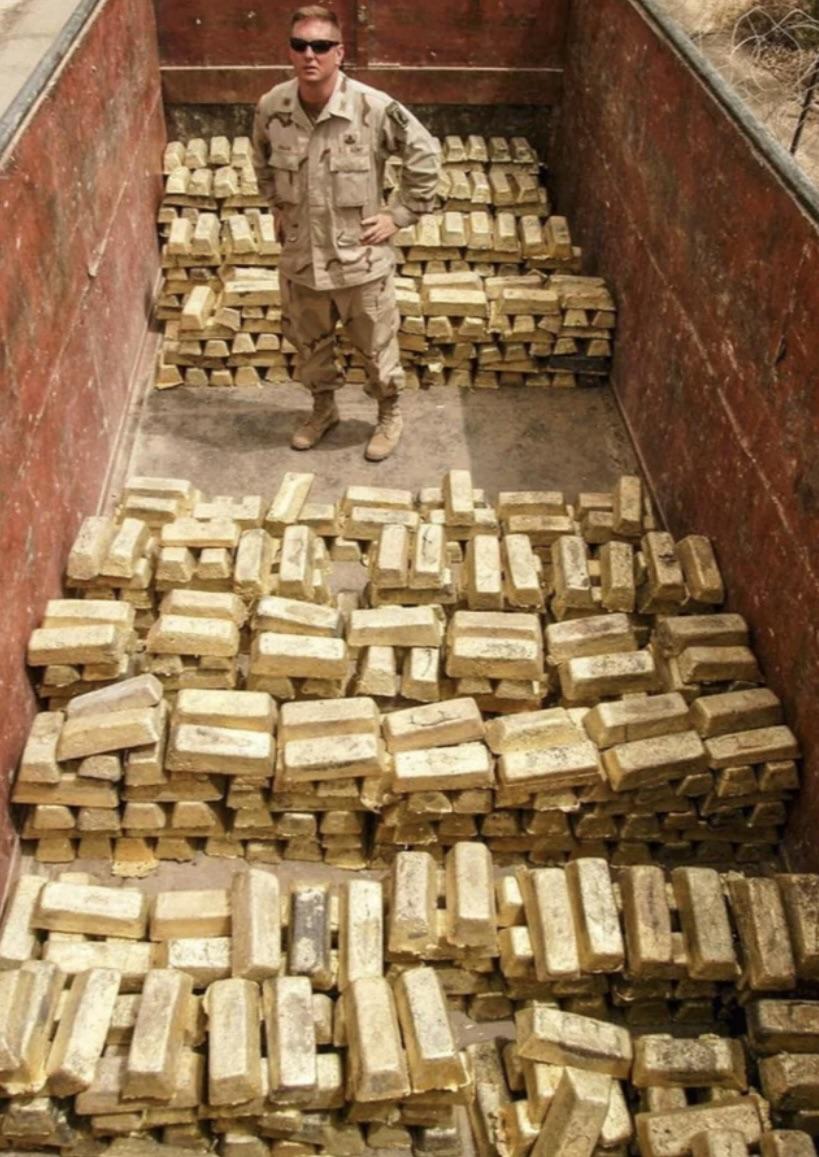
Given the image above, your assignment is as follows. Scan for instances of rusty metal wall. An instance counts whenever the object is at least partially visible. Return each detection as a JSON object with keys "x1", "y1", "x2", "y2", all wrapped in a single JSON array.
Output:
[
  {"x1": 153, "y1": 0, "x2": 566, "y2": 107},
  {"x1": 555, "y1": 0, "x2": 819, "y2": 868},
  {"x1": 0, "y1": 0, "x2": 165, "y2": 892}
]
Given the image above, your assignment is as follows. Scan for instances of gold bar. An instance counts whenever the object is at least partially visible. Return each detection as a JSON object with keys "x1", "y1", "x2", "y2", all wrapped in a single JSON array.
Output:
[
  {"x1": 395, "y1": 966, "x2": 468, "y2": 1093},
  {"x1": 46, "y1": 968, "x2": 120, "y2": 1094},
  {"x1": 125, "y1": 969, "x2": 194, "y2": 1098},
  {"x1": 231, "y1": 869, "x2": 281, "y2": 981},
  {"x1": 346, "y1": 976, "x2": 410, "y2": 1102},
  {"x1": 263, "y1": 976, "x2": 317, "y2": 1103},
  {"x1": 205, "y1": 978, "x2": 263, "y2": 1106}
]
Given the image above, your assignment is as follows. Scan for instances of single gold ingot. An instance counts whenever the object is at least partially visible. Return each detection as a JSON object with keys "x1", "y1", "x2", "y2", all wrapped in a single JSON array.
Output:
[
  {"x1": 339, "y1": 879, "x2": 383, "y2": 990},
  {"x1": 565, "y1": 858, "x2": 625, "y2": 972},
  {"x1": 727, "y1": 875, "x2": 796, "y2": 991},
  {"x1": 231, "y1": 869, "x2": 281, "y2": 981},
  {"x1": 672, "y1": 868, "x2": 738, "y2": 981},
  {"x1": 394, "y1": 742, "x2": 493, "y2": 794},
  {"x1": 150, "y1": 889, "x2": 231, "y2": 940},
  {"x1": 516, "y1": 1004, "x2": 632, "y2": 1078},
  {"x1": 288, "y1": 886, "x2": 333, "y2": 989},
  {"x1": 42, "y1": 940, "x2": 155, "y2": 991},
  {"x1": 620, "y1": 865, "x2": 674, "y2": 978},
  {"x1": 388, "y1": 851, "x2": 438, "y2": 957},
  {"x1": 445, "y1": 842, "x2": 497, "y2": 952},
  {"x1": 531, "y1": 1066, "x2": 612, "y2": 1157},
  {"x1": 778, "y1": 875, "x2": 819, "y2": 979},
  {"x1": 166, "y1": 724, "x2": 275, "y2": 777},
  {"x1": 263, "y1": 976, "x2": 317, "y2": 1103},
  {"x1": 205, "y1": 978, "x2": 263, "y2": 1106},
  {"x1": 46, "y1": 968, "x2": 121, "y2": 1095},
  {"x1": 635, "y1": 1097, "x2": 763, "y2": 1157},
  {"x1": 34, "y1": 881, "x2": 148, "y2": 939},
  {"x1": 383, "y1": 697, "x2": 484, "y2": 753},
  {"x1": 632, "y1": 1033, "x2": 747, "y2": 1090},
  {"x1": 395, "y1": 966, "x2": 468, "y2": 1093},
  {"x1": 174, "y1": 689, "x2": 276, "y2": 733},
  {"x1": 0, "y1": 876, "x2": 46, "y2": 967},
  {"x1": 163, "y1": 937, "x2": 232, "y2": 987},
  {"x1": 125, "y1": 968, "x2": 193, "y2": 1098},
  {"x1": 346, "y1": 976, "x2": 410, "y2": 1102},
  {"x1": 56, "y1": 706, "x2": 163, "y2": 761},
  {"x1": 517, "y1": 866, "x2": 580, "y2": 981}
]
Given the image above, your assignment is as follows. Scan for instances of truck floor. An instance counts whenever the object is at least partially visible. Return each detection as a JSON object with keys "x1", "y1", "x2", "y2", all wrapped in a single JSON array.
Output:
[{"x1": 122, "y1": 381, "x2": 641, "y2": 500}]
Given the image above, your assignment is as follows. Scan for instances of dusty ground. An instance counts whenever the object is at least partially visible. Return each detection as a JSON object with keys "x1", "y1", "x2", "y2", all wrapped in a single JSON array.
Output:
[
  {"x1": 654, "y1": 0, "x2": 819, "y2": 187},
  {"x1": 122, "y1": 380, "x2": 640, "y2": 505}
]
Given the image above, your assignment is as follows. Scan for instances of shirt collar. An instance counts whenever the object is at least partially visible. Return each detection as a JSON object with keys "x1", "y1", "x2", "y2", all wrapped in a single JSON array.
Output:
[{"x1": 294, "y1": 71, "x2": 354, "y2": 129}]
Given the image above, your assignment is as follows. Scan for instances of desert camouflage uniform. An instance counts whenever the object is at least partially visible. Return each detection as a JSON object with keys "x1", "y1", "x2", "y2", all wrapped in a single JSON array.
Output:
[{"x1": 252, "y1": 71, "x2": 440, "y2": 398}]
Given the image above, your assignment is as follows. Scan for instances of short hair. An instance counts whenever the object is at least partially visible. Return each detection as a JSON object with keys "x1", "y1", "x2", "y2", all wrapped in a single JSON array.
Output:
[{"x1": 290, "y1": 6, "x2": 341, "y2": 32}]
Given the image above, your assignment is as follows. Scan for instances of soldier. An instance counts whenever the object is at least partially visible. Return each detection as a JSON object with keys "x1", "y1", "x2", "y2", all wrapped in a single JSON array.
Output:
[{"x1": 252, "y1": 5, "x2": 440, "y2": 461}]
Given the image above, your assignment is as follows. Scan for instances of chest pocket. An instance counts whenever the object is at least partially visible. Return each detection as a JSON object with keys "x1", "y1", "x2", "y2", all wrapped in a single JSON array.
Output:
[
  {"x1": 269, "y1": 147, "x2": 301, "y2": 205},
  {"x1": 330, "y1": 150, "x2": 371, "y2": 208}
]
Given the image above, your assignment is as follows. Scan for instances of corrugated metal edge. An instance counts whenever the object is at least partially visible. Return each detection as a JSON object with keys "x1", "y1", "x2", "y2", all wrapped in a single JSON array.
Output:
[
  {"x1": 633, "y1": 0, "x2": 819, "y2": 223},
  {"x1": 0, "y1": 0, "x2": 104, "y2": 160}
]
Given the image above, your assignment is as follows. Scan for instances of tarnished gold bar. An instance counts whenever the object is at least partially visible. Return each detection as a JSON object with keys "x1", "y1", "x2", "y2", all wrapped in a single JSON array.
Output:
[
  {"x1": 150, "y1": 889, "x2": 231, "y2": 940},
  {"x1": 263, "y1": 976, "x2": 317, "y2": 1103},
  {"x1": 388, "y1": 851, "x2": 438, "y2": 957},
  {"x1": 445, "y1": 842, "x2": 497, "y2": 952},
  {"x1": 205, "y1": 978, "x2": 263, "y2": 1106},
  {"x1": 516, "y1": 1005, "x2": 632, "y2": 1077},
  {"x1": 565, "y1": 858, "x2": 624, "y2": 973},
  {"x1": 339, "y1": 879, "x2": 383, "y2": 990},
  {"x1": 0, "y1": 875, "x2": 46, "y2": 968},
  {"x1": 125, "y1": 968, "x2": 193, "y2": 1098},
  {"x1": 346, "y1": 976, "x2": 410, "y2": 1102},
  {"x1": 531, "y1": 1066, "x2": 612, "y2": 1157},
  {"x1": 517, "y1": 867, "x2": 579, "y2": 981},
  {"x1": 672, "y1": 868, "x2": 737, "y2": 981},
  {"x1": 46, "y1": 968, "x2": 121, "y2": 1095},
  {"x1": 395, "y1": 966, "x2": 468, "y2": 1093},
  {"x1": 231, "y1": 869, "x2": 281, "y2": 981},
  {"x1": 34, "y1": 882, "x2": 148, "y2": 940}
]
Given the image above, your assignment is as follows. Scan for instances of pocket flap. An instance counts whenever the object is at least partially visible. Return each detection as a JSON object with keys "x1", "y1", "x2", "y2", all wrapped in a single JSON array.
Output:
[
  {"x1": 270, "y1": 148, "x2": 300, "y2": 172},
  {"x1": 330, "y1": 151, "x2": 370, "y2": 173}
]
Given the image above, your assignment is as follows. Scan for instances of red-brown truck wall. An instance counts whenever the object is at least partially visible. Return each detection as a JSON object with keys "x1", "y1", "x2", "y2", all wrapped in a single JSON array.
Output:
[
  {"x1": 555, "y1": 0, "x2": 819, "y2": 868},
  {"x1": 153, "y1": 0, "x2": 566, "y2": 105},
  {"x1": 0, "y1": 0, "x2": 165, "y2": 892}
]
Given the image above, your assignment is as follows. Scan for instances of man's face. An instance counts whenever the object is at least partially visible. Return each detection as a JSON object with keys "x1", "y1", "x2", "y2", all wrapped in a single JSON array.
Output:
[{"x1": 289, "y1": 19, "x2": 344, "y2": 87}]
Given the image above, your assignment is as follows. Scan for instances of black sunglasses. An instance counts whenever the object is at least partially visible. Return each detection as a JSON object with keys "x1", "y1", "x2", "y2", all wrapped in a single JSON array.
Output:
[{"x1": 289, "y1": 37, "x2": 341, "y2": 54}]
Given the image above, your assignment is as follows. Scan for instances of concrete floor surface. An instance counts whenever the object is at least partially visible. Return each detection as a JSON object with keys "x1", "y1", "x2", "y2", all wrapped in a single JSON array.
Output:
[{"x1": 125, "y1": 381, "x2": 640, "y2": 501}]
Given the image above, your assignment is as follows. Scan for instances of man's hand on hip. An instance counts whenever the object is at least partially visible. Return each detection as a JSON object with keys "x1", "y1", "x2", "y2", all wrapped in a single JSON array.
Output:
[{"x1": 360, "y1": 212, "x2": 398, "y2": 245}]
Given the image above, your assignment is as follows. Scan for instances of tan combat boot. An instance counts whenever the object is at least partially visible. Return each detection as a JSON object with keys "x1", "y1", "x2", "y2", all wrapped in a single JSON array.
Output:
[
  {"x1": 365, "y1": 396, "x2": 404, "y2": 461},
  {"x1": 290, "y1": 393, "x2": 340, "y2": 450}
]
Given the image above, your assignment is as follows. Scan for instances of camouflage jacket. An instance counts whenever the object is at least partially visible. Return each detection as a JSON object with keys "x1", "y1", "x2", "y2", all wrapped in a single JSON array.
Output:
[{"x1": 252, "y1": 71, "x2": 440, "y2": 289}]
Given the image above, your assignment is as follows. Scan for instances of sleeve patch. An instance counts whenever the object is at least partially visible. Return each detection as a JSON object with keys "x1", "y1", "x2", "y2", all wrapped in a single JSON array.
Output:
[{"x1": 386, "y1": 101, "x2": 409, "y2": 128}]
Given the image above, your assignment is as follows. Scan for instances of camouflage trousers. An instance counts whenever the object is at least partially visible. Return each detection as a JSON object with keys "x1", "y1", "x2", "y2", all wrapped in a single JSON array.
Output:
[{"x1": 281, "y1": 274, "x2": 404, "y2": 400}]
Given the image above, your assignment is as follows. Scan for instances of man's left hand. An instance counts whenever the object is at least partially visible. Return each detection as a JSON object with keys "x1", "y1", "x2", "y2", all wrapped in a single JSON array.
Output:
[{"x1": 360, "y1": 213, "x2": 398, "y2": 245}]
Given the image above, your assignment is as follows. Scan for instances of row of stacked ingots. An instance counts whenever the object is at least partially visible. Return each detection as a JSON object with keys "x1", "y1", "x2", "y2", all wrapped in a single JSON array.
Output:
[
  {"x1": 0, "y1": 856, "x2": 818, "y2": 1154},
  {"x1": 155, "y1": 134, "x2": 615, "y2": 391},
  {"x1": 14, "y1": 469, "x2": 800, "y2": 871}
]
